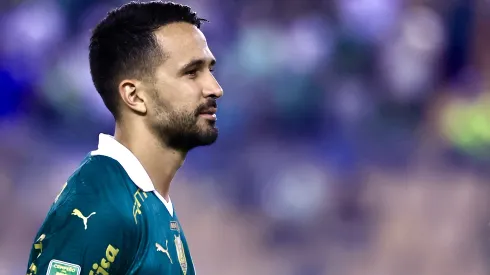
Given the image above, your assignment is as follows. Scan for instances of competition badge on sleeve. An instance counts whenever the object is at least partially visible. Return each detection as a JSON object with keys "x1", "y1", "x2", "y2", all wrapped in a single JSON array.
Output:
[{"x1": 46, "y1": 260, "x2": 81, "y2": 275}]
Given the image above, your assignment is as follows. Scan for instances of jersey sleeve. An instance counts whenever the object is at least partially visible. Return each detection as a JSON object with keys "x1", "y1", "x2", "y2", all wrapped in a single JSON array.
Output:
[{"x1": 26, "y1": 157, "x2": 139, "y2": 275}]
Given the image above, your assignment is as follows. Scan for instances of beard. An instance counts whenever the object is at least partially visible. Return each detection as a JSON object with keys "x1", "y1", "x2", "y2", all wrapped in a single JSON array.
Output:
[{"x1": 148, "y1": 98, "x2": 219, "y2": 152}]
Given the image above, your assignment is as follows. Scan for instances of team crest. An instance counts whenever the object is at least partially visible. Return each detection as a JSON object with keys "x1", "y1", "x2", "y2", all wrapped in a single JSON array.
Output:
[
  {"x1": 174, "y1": 235, "x2": 187, "y2": 275},
  {"x1": 170, "y1": 221, "x2": 180, "y2": 232}
]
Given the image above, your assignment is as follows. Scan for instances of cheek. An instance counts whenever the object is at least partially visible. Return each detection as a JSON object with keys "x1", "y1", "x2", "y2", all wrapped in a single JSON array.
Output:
[
  {"x1": 153, "y1": 78, "x2": 201, "y2": 112},
  {"x1": 179, "y1": 104, "x2": 200, "y2": 117},
  {"x1": 176, "y1": 78, "x2": 203, "y2": 99},
  {"x1": 148, "y1": 94, "x2": 167, "y2": 114},
  {"x1": 169, "y1": 91, "x2": 201, "y2": 113},
  {"x1": 145, "y1": 94, "x2": 169, "y2": 125}
]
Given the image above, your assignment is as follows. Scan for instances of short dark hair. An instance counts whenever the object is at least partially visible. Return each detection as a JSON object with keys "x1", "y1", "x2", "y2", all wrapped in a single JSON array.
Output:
[{"x1": 89, "y1": 1, "x2": 207, "y2": 119}]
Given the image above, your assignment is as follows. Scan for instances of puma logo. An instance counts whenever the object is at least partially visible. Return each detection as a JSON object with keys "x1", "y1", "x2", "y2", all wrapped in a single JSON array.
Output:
[
  {"x1": 71, "y1": 209, "x2": 96, "y2": 230},
  {"x1": 156, "y1": 241, "x2": 172, "y2": 264}
]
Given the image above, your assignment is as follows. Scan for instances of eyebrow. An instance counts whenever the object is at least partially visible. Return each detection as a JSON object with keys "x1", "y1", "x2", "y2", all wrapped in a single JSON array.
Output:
[{"x1": 178, "y1": 58, "x2": 216, "y2": 74}]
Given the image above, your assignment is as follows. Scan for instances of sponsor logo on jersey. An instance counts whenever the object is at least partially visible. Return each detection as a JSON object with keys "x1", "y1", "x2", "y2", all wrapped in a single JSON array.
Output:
[
  {"x1": 71, "y1": 209, "x2": 96, "y2": 230},
  {"x1": 89, "y1": 244, "x2": 119, "y2": 275},
  {"x1": 27, "y1": 262, "x2": 37, "y2": 275},
  {"x1": 27, "y1": 234, "x2": 47, "y2": 274},
  {"x1": 174, "y1": 235, "x2": 188, "y2": 275},
  {"x1": 132, "y1": 189, "x2": 148, "y2": 224},
  {"x1": 34, "y1": 234, "x2": 45, "y2": 258},
  {"x1": 156, "y1": 241, "x2": 172, "y2": 263},
  {"x1": 46, "y1": 259, "x2": 81, "y2": 275}
]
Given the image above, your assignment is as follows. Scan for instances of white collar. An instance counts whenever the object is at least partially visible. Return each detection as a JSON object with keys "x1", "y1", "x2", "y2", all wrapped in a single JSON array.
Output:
[{"x1": 91, "y1": 133, "x2": 173, "y2": 216}]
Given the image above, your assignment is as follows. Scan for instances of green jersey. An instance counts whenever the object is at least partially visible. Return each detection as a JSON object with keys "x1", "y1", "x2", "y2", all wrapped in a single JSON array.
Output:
[{"x1": 26, "y1": 134, "x2": 195, "y2": 275}]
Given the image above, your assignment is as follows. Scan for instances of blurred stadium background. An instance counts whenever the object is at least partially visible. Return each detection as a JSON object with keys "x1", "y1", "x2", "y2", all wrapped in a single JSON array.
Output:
[{"x1": 1, "y1": 0, "x2": 490, "y2": 274}]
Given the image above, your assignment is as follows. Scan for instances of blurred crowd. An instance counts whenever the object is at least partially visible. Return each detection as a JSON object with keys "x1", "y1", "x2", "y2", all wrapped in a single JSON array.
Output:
[{"x1": 1, "y1": 0, "x2": 490, "y2": 274}]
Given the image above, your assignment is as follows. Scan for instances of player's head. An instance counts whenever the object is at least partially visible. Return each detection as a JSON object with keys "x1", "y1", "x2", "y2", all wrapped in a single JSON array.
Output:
[{"x1": 89, "y1": 1, "x2": 223, "y2": 151}]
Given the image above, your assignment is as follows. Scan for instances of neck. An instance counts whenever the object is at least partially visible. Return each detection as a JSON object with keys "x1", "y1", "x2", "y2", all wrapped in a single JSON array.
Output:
[{"x1": 114, "y1": 122, "x2": 186, "y2": 202}]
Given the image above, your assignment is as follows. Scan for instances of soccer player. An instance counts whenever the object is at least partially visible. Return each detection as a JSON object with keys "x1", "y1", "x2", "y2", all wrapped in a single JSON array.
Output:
[{"x1": 25, "y1": 1, "x2": 222, "y2": 274}]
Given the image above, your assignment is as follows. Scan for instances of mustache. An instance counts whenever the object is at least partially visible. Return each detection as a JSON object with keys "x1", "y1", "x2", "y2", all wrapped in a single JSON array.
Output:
[{"x1": 195, "y1": 99, "x2": 217, "y2": 115}]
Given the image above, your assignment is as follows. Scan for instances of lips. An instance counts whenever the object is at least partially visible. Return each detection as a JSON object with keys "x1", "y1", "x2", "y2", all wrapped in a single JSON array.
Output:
[
  {"x1": 199, "y1": 107, "x2": 217, "y2": 115},
  {"x1": 198, "y1": 100, "x2": 217, "y2": 115},
  {"x1": 198, "y1": 103, "x2": 218, "y2": 121},
  {"x1": 197, "y1": 100, "x2": 218, "y2": 122}
]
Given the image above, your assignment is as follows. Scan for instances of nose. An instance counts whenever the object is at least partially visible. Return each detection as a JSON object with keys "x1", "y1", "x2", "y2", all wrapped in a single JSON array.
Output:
[{"x1": 203, "y1": 74, "x2": 223, "y2": 99}]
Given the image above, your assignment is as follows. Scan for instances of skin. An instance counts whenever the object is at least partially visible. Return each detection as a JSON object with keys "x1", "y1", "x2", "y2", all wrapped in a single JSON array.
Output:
[{"x1": 113, "y1": 22, "x2": 223, "y2": 201}]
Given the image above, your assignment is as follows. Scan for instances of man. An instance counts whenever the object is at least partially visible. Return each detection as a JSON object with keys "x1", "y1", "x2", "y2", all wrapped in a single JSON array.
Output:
[{"x1": 25, "y1": 1, "x2": 223, "y2": 274}]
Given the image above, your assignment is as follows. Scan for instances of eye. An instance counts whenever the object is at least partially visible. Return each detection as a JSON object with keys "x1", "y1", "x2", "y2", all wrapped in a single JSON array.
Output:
[
  {"x1": 186, "y1": 69, "x2": 198, "y2": 78},
  {"x1": 209, "y1": 67, "x2": 215, "y2": 74}
]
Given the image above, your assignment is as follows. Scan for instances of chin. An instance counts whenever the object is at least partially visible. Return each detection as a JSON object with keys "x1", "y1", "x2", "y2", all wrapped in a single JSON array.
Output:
[
  {"x1": 194, "y1": 125, "x2": 218, "y2": 145},
  {"x1": 198, "y1": 120, "x2": 218, "y2": 133},
  {"x1": 199, "y1": 130, "x2": 218, "y2": 146}
]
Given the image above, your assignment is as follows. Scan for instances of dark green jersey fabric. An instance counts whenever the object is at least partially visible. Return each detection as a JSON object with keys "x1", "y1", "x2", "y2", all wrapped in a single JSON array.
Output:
[{"x1": 26, "y1": 155, "x2": 195, "y2": 275}]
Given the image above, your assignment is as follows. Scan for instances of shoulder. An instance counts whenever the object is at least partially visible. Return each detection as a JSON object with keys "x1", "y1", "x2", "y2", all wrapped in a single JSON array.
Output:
[
  {"x1": 65, "y1": 155, "x2": 134, "y2": 199},
  {"x1": 49, "y1": 155, "x2": 137, "y2": 230},
  {"x1": 73, "y1": 155, "x2": 128, "y2": 187},
  {"x1": 27, "y1": 155, "x2": 141, "y2": 274}
]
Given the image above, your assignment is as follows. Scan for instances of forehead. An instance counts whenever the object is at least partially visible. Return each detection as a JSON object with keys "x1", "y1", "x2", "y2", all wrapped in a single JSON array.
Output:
[{"x1": 154, "y1": 22, "x2": 214, "y2": 67}]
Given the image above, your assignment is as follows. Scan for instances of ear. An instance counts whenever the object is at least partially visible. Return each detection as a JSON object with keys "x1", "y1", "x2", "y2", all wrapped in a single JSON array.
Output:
[{"x1": 118, "y1": 79, "x2": 147, "y2": 114}]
